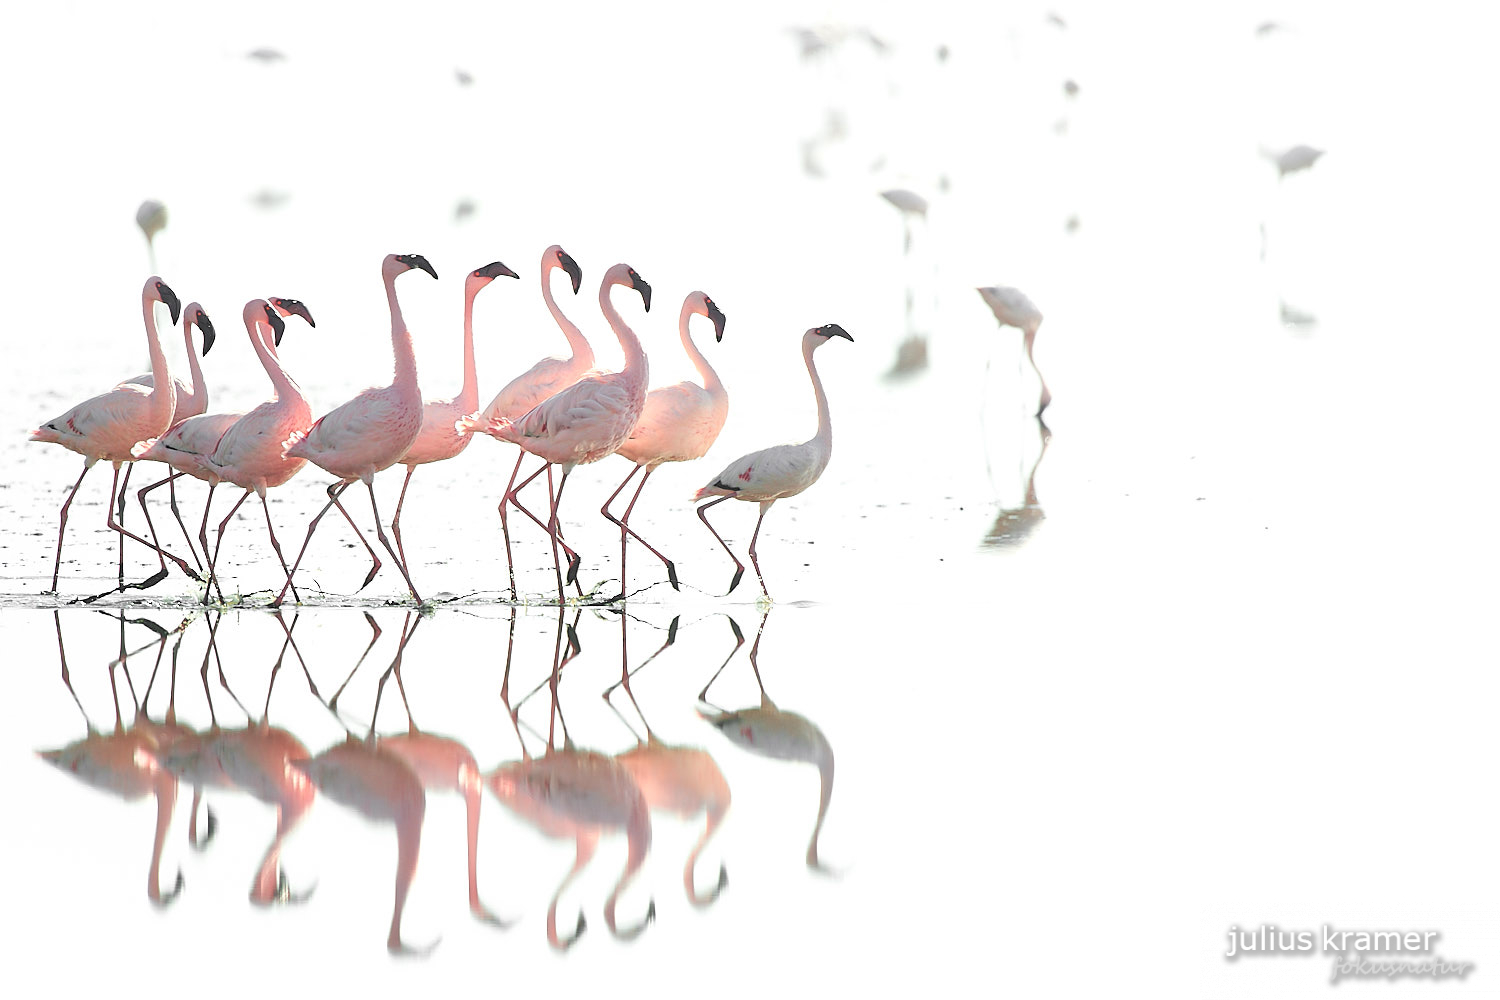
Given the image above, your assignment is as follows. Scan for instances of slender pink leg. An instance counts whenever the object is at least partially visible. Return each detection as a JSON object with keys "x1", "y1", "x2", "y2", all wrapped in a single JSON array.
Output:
[
  {"x1": 207, "y1": 489, "x2": 251, "y2": 604},
  {"x1": 497, "y1": 451, "x2": 526, "y2": 597},
  {"x1": 328, "y1": 612, "x2": 383, "y2": 711},
  {"x1": 391, "y1": 465, "x2": 416, "y2": 572},
  {"x1": 366, "y1": 479, "x2": 422, "y2": 603},
  {"x1": 328, "y1": 482, "x2": 383, "y2": 590},
  {"x1": 197, "y1": 481, "x2": 218, "y2": 571},
  {"x1": 508, "y1": 460, "x2": 582, "y2": 583},
  {"x1": 600, "y1": 464, "x2": 641, "y2": 596},
  {"x1": 139, "y1": 472, "x2": 202, "y2": 571},
  {"x1": 102, "y1": 462, "x2": 194, "y2": 594},
  {"x1": 277, "y1": 481, "x2": 379, "y2": 605},
  {"x1": 116, "y1": 462, "x2": 134, "y2": 587},
  {"x1": 47, "y1": 461, "x2": 93, "y2": 593},
  {"x1": 259, "y1": 493, "x2": 299, "y2": 604},
  {"x1": 544, "y1": 465, "x2": 567, "y2": 604},
  {"x1": 696, "y1": 496, "x2": 745, "y2": 595},
  {"x1": 616, "y1": 465, "x2": 677, "y2": 592},
  {"x1": 746, "y1": 500, "x2": 777, "y2": 599}
]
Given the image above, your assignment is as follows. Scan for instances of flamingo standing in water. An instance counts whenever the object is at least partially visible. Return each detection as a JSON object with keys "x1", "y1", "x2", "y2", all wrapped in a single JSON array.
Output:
[
  {"x1": 602, "y1": 291, "x2": 728, "y2": 596},
  {"x1": 694, "y1": 324, "x2": 853, "y2": 598},
  {"x1": 278, "y1": 253, "x2": 437, "y2": 604},
  {"x1": 120, "y1": 299, "x2": 215, "y2": 569},
  {"x1": 476, "y1": 263, "x2": 652, "y2": 602},
  {"x1": 459, "y1": 245, "x2": 590, "y2": 597},
  {"x1": 389, "y1": 261, "x2": 519, "y2": 574},
  {"x1": 30, "y1": 276, "x2": 197, "y2": 594},
  {"x1": 977, "y1": 285, "x2": 1049, "y2": 415},
  {"x1": 197, "y1": 299, "x2": 326, "y2": 602}
]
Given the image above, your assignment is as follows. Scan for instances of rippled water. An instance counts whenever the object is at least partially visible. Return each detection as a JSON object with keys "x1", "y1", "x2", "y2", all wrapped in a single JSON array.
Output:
[{"x1": 7, "y1": 3, "x2": 1500, "y2": 998}]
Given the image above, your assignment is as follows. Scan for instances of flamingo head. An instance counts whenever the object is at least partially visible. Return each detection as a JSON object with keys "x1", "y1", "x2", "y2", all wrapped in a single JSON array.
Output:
[
  {"x1": 269, "y1": 297, "x2": 316, "y2": 328},
  {"x1": 388, "y1": 253, "x2": 438, "y2": 281},
  {"x1": 185, "y1": 303, "x2": 216, "y2": 355},
  {"x1": 624, "y1": 266, "x2": 651, "y2": 312},
  {"x1": 147, "y1": 276, "x2": 182, "y2": 325},
  {"x1": 809, "y1": 323, "x2": 853, "y2": 345},
  {"x1": 690, "y1": 292, "x2": 727, "y2": 342},
  {"x1": 257, "y1": 300, "x2": 287, "y2": 347},
  {"x1": 549, "y1": 246, "x2": 583, "y2": 294},
  {"x1": 468, "y1": 260, "x2": 520, "y2": 296}
]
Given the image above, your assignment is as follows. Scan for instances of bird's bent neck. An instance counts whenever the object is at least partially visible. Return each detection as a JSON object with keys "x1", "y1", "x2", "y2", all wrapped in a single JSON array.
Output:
[
  {"x1": 142, "y1": 293, "x2": 174, "y2": 427},
  {"x1": 183, "y1": 322, "x2": 207, "y2": 411},
  {"x1": 386, "y1": 271, "x2": 419, "y2": 395},
  {"x1": 544, "y1": 261, "x2": 593, "y2": 369},
  {"x1": 803, "y1": 338, "x2": 832, "y2": 453},
  {"x1": 458, "y1": 284, "x2": 480, "y2": 412},
  {"x1": 250, "y1": 317, "x2": 301, "y2": 404},
  {"x1": 601, "y1": 277, "x2": 646, "y2": 386},
  {"x1": 679, "y1": 300, "x2": 723, "y2": 396}
]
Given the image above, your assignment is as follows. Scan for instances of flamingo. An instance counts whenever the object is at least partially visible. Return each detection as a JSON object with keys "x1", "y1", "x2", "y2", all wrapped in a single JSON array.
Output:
[
  {"x1": 1262, "y1": 143, "x2": 1324, "y2": 178},
  {"x1": 136, "y1": 199, "x2": 166, "y2": 272},
  {"x1": 278, "y1": 253, "x2": 437, "y2": 604},
  {"x1": 488, "y1": 634, "x2": 657, "y2": 951},
  {"x1": 459, "y1": 245, "x2": 590, "y2": 597},
  {"x1": 604, "y1": 614, "x2": 733, "y2": 906},
  {"x1": 477, "y1": 262, "x2": 652, "y2": 603},
  {"x1": 331, "y1": 613, "x2": 509, "y2": 926},
  {"x1": 121, "y1": 299, "x2": 217, "y2": 569},
  {"x1": 197, "y1": 299, "x2": 325, "y2": 603},
  {"x1": 290, "y1": 737, "x2": 436, "y2": 955},
  {"x1": 984, "y1": 417, "x2": 1051, "y2": 549},
  {"x1": 693, "y1": 324, "x2": 853, "y2": 598},
  {"x1": 38, "y1": 611, "x2": 185, "y2": 905},
  {"x1": 389, "y1": 261, "x2": 519, "y2": 574},
  {"x1": 698, "y1": 611, "x2": 836, "y2": 873},
  {"x1": 30, "y1": 276, "x2": 197, "y2": 594},
  {"x1": 977, "y1": 285, "x2": 1049, "y2": 415},
  {"x1": 602, "y1": 291, "x2": 728, "y2": 595}
]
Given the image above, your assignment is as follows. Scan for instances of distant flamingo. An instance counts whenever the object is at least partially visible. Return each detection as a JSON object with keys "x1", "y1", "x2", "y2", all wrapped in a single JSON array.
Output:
[
  {"x1": 698, "y1": 612, "x2": 836, "y2": 873},
  {"x1": 477, "y1": 262, "x2": 652, "y2": 602},
  {"x1": 291, "y1": 737, "x2": 436, "y2": 955},
  {"x1": 604, "y1": 614, "x2": 733, "y2": 906},
  {"x1": 977, "y1": 284, "x2": 1049, "y2": 415},
  {"x1": 125, "y1": 301, "x2": 216, "y2": 571},
  {"x1": 693, "y1": 324, "x2": 853, "y2": 597},
  {"x1": 30, "y1": 276, "x2": 196, "y2": 594},
  {"x1": 136, "y1": 200, "x2": 166, "y2": 272},
  {"x1": 199, "y1": 299, "x2": 324, "y2": 602},
  {"x1": 459, "y1": 245, "x2": 590, "y2": 597},
  {"x1": 278, "y1": 253, "x2": 437, "y2": 604},
  {"x1": 389, "y1": 261, "x2": 519, "y2": 573},
  {"x1": 38, "y1": 611, "x2": 184, "y2": 905},
  {"x1": 603, "y1": 291, "x2": 728, "y2": 595}
]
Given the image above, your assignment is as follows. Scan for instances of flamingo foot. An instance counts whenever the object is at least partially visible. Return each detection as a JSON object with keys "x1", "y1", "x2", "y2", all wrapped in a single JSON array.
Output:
[
  {"x1": 388, "y1": 934, "x2": 442, "y2": 958},
  {"x1": 665, "y1": 561, "x2": 679, "y2": 590},
  {"x1": 727, "y1": 567, "x2": 745, "y2": 594},
  {"x1": 565, "y1": 551, "x2": 581, "y2": 586},
  {"x1": 471, "y1": 904, "x2": 517, "y2": 930},
  {"x1": 276, "y1": 870, "x2": 317, "y2": 904},
  {"x1": 190, "y1": 806, "x2": 218, "y2": 850},
  {"x1": 151, "y1": 869, "x2": 186, "y2": 907}
]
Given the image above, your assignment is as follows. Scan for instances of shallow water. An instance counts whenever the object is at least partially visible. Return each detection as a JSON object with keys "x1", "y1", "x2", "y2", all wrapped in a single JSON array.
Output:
[{"x1": 7, "y1": 3, "x2": 1500, "y2": 998}]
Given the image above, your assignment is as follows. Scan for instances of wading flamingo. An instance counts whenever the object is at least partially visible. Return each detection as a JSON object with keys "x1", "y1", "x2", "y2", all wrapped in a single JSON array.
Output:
[
  {"x1": 39, "y1": 611, "x2": 185, "y2": 905},
  {"x1": 984, "y1": 417, "x2": 1051, "y2": 549},
  {"x1": 693, "y1": 324, "x2": 853, "y2": 598},
  {"x1": 476, "y1": 263, "x2": 652, "y2": 603},
  {"x1": 977, "y1": 285, "x2": 1049, "y2": 415},
  {"x1": 602, "y1": 291, "x2": 728, "y2": 596},
  {"x1": 698, "y1": 611, "x2": 836, "y2": 873},
  {"x1": 30, "y1": 276, "x2": 196, "y2": 594},
  {"x1": 199, "y1": 299, "x2": 324, "y2": 603},
  {"x1": 278, "y1": 253, "x2": 437, "y2": 604},
  {"x1": 604, "y1": 614, "x2": 733, "y2": 906},
  {"x1": 460, "y1": 245, "x2": 590, "y2": 597},
  {"x1": 389, "y1": 261, "x2": 519, "y2": 574},
  {"x1": 291, "y1": 737, "x2": 436, "y2": 955}
]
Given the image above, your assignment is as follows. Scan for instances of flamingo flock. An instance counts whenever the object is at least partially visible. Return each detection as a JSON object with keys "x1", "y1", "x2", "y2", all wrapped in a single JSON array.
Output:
[{"x1": 30, "y1": 250, "x2": 856, "y2": 605}]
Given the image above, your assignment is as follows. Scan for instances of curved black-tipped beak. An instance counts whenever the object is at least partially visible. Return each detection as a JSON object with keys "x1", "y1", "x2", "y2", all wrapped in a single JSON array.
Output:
[
  {"x1": 400, "y1": 254, "x2": 439, "y2": 280},
  {"x1": 158, "y1": 282, "x2": 182, "y2": 325},
  {"x1": 630, "y1": 273, "x2": 652, "y2": 312},
  {"x1": 816, "y1": 323, "x2": 853, "y2": 342},
  {"x1": 271, "y1": 297, "x2": 316, "y2": 328},
  {"x1": 475, "y1": 261, "x2": 520, "y2": 280},
  {"x1": 560, "y1": 252, "x2": 582, "y2": 294},
  {"x1": 707, "y1": 300, "x2": 726, "y2": 343},
  {"x1": 263, "y1": 305, "x2": 287, "y2": 347},
  {"x1": 197, "y1": 312, "x2": 217, "y2": 355}
]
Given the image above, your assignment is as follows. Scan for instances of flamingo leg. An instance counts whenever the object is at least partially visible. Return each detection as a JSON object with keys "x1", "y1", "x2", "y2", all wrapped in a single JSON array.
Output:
[
  {"x1": 497, "y1": 451, "x2": 526, "y2": 598},
  {"x1": 1025, "y1": 326, "x2": 1051, "y2": 415},
  {"x1": 139, "y1": 472, "x2": 202, "y2": 571},
  {"x1": 116, "y1": 462, "x2": 133, "y2": 588},
  {"x1": 695, "y1": 496, "x2": 745, "y2": 595},
  {"x1": 747, "y1": 500, "x2": 777, "y2": 599},
  {"x1": 206, "y1": 489, "x2": 251, "y2": 605},
  {"x1": 600, "y1": 463, "x2": 641, "y2": 597},
  {"x1": 327, "y1": 612, "x2": 383, "y2": 711},
  {"x1": 328, "y1": 482, "x2": 384, "y2": 591},
  {"x1": 364, "y1": 478, "x2": 422, "y2": 603},
  {"x1": 197, "y1": 481, "x2": 218, "y2": 574},
  {"x1": 544, "y1": 465, "x2": 567, "y2": 604},
  {"x1": 390, "y1": 465, "x2": 416, "y2": 574},
  {"x1": 508, "y1": 459, "x2": 582, "y2": 586},
  {"x1": 259, "y1": 492, "x2": 299, "y2": 604},
  {"x1": 101, "y1": 462, "x2": 196, "y2": 595},
  {"x1": 277, "y1": 481, "x2": 377, "y2": 605},
  {"x1": 616, "y1": 465, "x2": 677, "y2": 592},
  {"x1": 47, "y1": 461, "x2": 94, "y2": 593},
  {"x1": 547, "y1": 833, "x2": 598, "y2": 952}
]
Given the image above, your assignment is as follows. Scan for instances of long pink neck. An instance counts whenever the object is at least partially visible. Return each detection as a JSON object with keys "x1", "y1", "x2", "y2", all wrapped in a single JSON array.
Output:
[
  {"x1": 600, "y1": 276, "x2": 647, "y2": 387},
  {"x1": 250, "y1": 316, "x2": 302, "y2": 405},
  {"x1": 806, "y1": 734, "x2": 835, "y2": 870},
  {"x1": 142, "y1": 292, "x2": 174, "y2": 427},
  {"x1": 183, "y1": 323, "x2": 207, "y2": 409},
  {"x1": 458, "y1": 283, "x2": 480, "y2": 412},
  {"x1": 603, "y1": 799, "x2": 653, "y2": 937},
  {"x1": 803, "y1": 337, "x2": 832, "y2": 453},
  {"x1": 543, "y1": 260, "x2": 592, "y2": 368},
  {"x1": 679, "y1": 300, "x2": 723, "y2": 395},
  {"x1": 386, "y1": 271, "x2": 418, "y2": 394}
]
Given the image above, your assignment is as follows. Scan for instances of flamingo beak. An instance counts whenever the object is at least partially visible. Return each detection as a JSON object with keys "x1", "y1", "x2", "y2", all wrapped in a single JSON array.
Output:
[
  {"x1": 158, "y1": 282, "x2": 182, "y2": 325},
  {"x1": 198, "y1": 313, "x2": 217, "y2": 355},
  {"x1": 263, "y1": 305, "x2": 286, "y2": 347},
  {"x1": 560, "y1": 253, "x2": 582, "y2": 294},
  {"x1": 707, "y1": 300, "x2": 726, "y2": 342},
  {"x1": 272, "y1": 297, "x2": 316, "y2": 328},
  {"x1": 400, "y1": 254, "x2": 439, "y2": 280},
  {"x1": 816, "y1": 323, "x2": 853, "y2": 342},
  {"x1": 475, "y1": 261, "x2": 519, "y2": 281},
  {"x1": 630, "y1": 273, "x2": 652, "y2": 312}
]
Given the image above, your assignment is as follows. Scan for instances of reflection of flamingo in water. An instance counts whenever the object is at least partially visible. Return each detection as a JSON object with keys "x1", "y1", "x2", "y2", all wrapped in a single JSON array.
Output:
[
  {"x1": 200, "y1": 616, "x2": 318, "y2": 905},
  {"x1": 327, "y1": 613, "x2": 509, "y2": 927},
  {"x1": 977, "y1": 284, "x2": 1049, "y2": 416},
  {"x1": 698, "y1": 611, "x2": 837, "y2": 873},
  {"x1": 37, "y1": 611, "x2": 184, "y2": 905},
  {"x1": 984, "y1": 416, "x2": 1051, "y2": 549},
  {"x1": 486, "y1": 614, "x2": 656, "y2": 950},
  {"x1": 604, "y1": 614, "x2": 734, "y2": 906}
]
